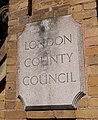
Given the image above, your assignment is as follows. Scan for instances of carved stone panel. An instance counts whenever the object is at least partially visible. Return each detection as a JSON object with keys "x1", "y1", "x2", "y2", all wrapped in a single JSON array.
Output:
[{"x1": 18, "y1": 15, "x2": 85, "y2": 111}]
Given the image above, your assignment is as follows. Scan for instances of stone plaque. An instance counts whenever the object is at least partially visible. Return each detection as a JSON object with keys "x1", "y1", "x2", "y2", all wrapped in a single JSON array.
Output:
[{"x1": 18, "y1": 15, "x2": 85, "y2": 111}]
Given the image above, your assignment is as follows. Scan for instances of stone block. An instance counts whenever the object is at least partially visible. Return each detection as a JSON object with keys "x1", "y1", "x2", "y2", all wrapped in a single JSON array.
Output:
[
  {"x1": 77, "y1": 97, "x2": 88, "y2": 108},
  {"x1": 5, "y1": 111, "x2": 26, "y2": 119},
  {"x1": 5, "y1": 101, "x2": 16, "y2": 109},
  {"x1": 83, "y1": 17, "x2": 97, "y2": 28},
  {"x1": 76, "y1": 110, "x2": 98, "y2": 118},
  {"x1": 8, "y1": 49, "x2": 17, "y2": 57},
  {"x1": 5, "y1": 90, "x2": 16, "y2": 100},
  {"x1": 54, "y1": 6, "x2": 68, "y2": 16},
  {"x1": 32, "y1": 2, "x2": 41, "y2": 11},
  {"x1": 9, "y1": 0, "x2": 19, "y2": 4},
  {"x1": 6, "y1": 82, "x2": 16, "y2": 91},
  {"x1": 89, "y1": 98, "x2": 98, "y2": 107},
  {"x1": 40, "y1": 0, "x2": 54, "y2": 9},
  {"x1": 19, "y1": 1, "x2": 28, "y2": 9},
  {"x1": 54, "y1": 110, "x2": 75, "y2": 118},
  {"x1": 53, "y1": 0, "x2": 63, "y2": 5},
  {"x1": 27, "y1": 111, "x2": 53, "y2": 119},
  {"x1": 9, "y1": 2, "x2": 20, "y2": 12},
  {"x1": 19, "y1": 16, "x2": 29, "y2": 26},
  {"x1": 16, "y1": 101, "x2": 24, "y2": 110},
  {"x1": 0, "y1": 111, "x2": 4, "y2": 119},
  {"x1": 7, "y1": 34, "x2": 17, "y2": 41},
  {"x1": 88, "y1": 86, "x2": 98, "y2": 96},
  {"x1": 88, "y1": 56, "x2": 98, "y2": 65},
  {"x1": 7, "y1": 72, "x2": 16, "y2": 82},
  {"x1": 7, "y1": 57, "x2": 17, "y2": 65},
  {"x1": 0, "y1": 94, "x2": 5, "y2": 101},
  {"x1": 9, "y1": 9, "x2": 28, "y2": 20},
  {"x1": 83, "y1": 9, "x2": 97, "y2": 19},
  {"x1": 86, "y1": 47, "x2": 98, "y2": 56},
  {"x1": 7, "y1": 65, "x2": 16, "y2": 73},
  {"x1": 87, "y1": 66, "x2": 98, "y2": 75},
  {"x1": 0, "y1": 102, "x2": 5, "y2": 110},
  {"x1": 70, "y1": 0, "x2": 95, "y2": 5},
  {"x1": 8, "y1": 26, "x2": 18, "y2": 35},
  {"x1": 71, "y1": 4, "x2": 82, "y2": 13},
  {"x1": 7, "y1": 41, "x2": 17, "y2": 49},
  {"x1": 84, "y1": 2, "x2": 96, "y2": 9},
  {"x1": 85, "y1": 36, "x2": 98, "y2": 47},
  {"x1": 8, "y1": 19, "x2": 18, "y2": 27},
  {"x1": 62, "y1": 0, "x2": 69, "y2": 5},
  {"x1": 72, "y1": 11, "x2": 83, "y2": 22},
  {"x1": 88, "y1": 76, "x2": 98, "y2": 86},
  {"x1": 31, "y1": 10, "x2": 54, "y2": 22}
]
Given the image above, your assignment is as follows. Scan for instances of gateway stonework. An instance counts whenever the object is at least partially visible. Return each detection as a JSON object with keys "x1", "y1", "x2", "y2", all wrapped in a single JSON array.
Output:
[{"x1": 18, "y1": 15, "x2": 85, "y2": 110}]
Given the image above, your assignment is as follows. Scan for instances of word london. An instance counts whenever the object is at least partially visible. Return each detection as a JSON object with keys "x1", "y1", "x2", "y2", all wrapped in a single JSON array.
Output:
[{"x1": 25, "y1": 34, "x2": 72, "y2": 50}]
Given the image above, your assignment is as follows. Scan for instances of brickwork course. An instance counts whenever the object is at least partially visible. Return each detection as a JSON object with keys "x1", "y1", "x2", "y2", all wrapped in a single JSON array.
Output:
[{"x1": 0, "y1": 0, "x2": 98, "y2": 119}]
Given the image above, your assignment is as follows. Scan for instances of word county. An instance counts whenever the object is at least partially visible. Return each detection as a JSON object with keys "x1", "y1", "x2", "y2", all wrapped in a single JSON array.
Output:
[{"x1": 24, "y1": 53, "x2": 73, "y2": 67}]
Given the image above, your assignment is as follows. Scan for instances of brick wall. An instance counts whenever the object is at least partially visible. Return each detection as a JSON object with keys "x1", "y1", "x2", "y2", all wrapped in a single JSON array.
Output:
[{"x1": 1, "y1": 0, "x2": 98, "y2": 119}]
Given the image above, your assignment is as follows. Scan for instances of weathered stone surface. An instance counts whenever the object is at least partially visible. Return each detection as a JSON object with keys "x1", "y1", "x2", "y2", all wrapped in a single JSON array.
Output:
[{"x1": 18, "y1": 15, "x2": 85, "y2": 110}]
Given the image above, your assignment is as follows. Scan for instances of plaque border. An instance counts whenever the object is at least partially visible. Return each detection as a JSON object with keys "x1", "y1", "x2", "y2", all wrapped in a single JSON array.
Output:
[{"x1": 18, "y1": 15, "x2": 86, "y2": 111}]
